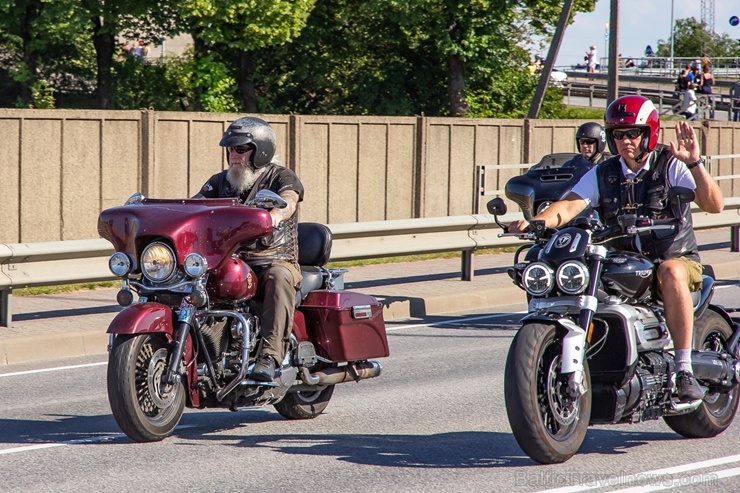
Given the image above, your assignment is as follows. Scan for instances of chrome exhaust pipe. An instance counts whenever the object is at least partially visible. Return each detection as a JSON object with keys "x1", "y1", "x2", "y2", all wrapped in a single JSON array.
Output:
[{"x1": 310, "y1": 360, "x2": 383, "y2": 385}]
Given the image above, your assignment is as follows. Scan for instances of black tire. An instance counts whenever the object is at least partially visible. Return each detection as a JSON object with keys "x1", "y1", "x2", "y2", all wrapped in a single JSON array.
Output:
[
  {"x1": 107, "y1": 334, "x2": 186, "y2": 442},
  {"x1": 274, "y1": 385, "x2": 335, "y2": 420},
  {"x1": 505, "y1": 323, "x2": 591, "y2": 464},
  {"x1": 664, "y1": 309, "x2": 739, "y2": 438}
]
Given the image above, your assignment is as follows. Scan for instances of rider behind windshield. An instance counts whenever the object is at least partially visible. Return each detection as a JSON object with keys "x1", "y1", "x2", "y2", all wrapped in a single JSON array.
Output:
[
  {"x1": 193, "y1": 116, "x2": 305, "y2": 383},
  {"x1": 574, "y1": 121, "x2": 611, "y2": 164},
  {"x1": 508, "y1": 95, "x2": 724, "y2": 402}
]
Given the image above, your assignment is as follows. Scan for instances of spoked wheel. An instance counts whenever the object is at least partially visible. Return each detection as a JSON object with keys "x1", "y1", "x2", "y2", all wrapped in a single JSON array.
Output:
[
  {"x1": 664, "y1": 309, "x2": 739, "y2": 438},
  {"x1": 274, "y1": 385, "x2": 335, "y2": 420},
  {"x1": 107, "y1": 334, "x2": 186, "y2": 442},
  {"x1": 505, "y1": 323, "x2": 591, "y2": 464}
]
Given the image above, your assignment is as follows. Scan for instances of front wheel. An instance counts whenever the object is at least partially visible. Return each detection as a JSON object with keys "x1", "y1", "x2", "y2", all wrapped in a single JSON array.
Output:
[
  {"x1": 107, "y1": 334, "x2": 186, "y2": 442},
  {"x1": 274, "y1": 385, "x2": 335, "y2": 420},
  {"x1": 664, "y1": 309, "x2": 739, "y2": 438},
  {"x1": 505, "y1": 323, "x2": 591, "y2": 464}
]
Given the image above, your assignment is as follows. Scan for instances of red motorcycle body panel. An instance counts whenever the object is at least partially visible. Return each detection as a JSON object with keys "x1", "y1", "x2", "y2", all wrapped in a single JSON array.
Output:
[
  {"x1": 207, "y1": 257, "x2": 257, "y2": 301},
  {"x1": 107, "y1": 302, "x2": 175, "y2": 335},
  {"x1": 98, "y1": 198, "x2": 273, "y2": 272},
  {"x1": 300, "y1": 291, "x2": 389, "y2": 361}
]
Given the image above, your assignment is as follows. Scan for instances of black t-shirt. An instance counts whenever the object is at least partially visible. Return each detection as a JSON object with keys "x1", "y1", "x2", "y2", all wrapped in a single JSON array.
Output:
[{"x1": 197, "y1": 165, "x2": 304, "y2": 204}]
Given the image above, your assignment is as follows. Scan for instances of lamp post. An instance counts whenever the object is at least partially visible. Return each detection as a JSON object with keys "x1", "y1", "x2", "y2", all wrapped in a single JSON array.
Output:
[
  {"x1": 604, "y1": 22, "x2": 609, "y2": 66},
  {"x1": 669, "y1": 0, "x2": 675, "y2": 68}
]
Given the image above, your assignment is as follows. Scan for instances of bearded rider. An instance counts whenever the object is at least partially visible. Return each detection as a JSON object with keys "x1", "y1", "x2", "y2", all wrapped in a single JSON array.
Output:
[
  {"x1": 508, "y1": 95, "x2": 724, "y2": 402},
  {"x1": 193, "y1": 116, "x2": 304, "y2": 382}
]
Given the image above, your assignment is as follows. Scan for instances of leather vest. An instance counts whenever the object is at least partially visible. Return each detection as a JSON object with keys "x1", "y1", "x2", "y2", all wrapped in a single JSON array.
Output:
[
  {"x1": 595, "y1": 145, "x2": 699, "y2": 263},
  {"x1": 240, "y1": 166, "x2": 300, "y2": 270}
]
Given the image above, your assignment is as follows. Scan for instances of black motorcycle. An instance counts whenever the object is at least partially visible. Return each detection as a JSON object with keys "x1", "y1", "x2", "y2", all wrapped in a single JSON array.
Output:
[{"x1": 488, "y1": 188, "x2": 740, "y2": 464}]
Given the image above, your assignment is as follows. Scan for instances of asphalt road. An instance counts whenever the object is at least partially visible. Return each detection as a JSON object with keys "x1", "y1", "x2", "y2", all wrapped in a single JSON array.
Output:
[{"x1": 2, "y1": 286, "x2": 740, "y2": 493}]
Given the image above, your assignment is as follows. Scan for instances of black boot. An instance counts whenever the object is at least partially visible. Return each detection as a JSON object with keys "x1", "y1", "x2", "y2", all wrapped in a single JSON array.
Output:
[{"x1": 251, "y1": 354, "x2": 276, "y2": 382}]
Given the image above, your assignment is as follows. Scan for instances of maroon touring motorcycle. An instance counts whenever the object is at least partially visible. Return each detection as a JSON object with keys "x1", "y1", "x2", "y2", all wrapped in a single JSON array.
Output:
[{"x1": 98, "y1": 191, "x2": 389, "y2": 442}]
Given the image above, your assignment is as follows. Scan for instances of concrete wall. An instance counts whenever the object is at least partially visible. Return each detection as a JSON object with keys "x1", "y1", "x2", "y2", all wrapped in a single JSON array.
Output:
[{"x1": 1, "y1": 108, "x2": 738, "y2": 243}]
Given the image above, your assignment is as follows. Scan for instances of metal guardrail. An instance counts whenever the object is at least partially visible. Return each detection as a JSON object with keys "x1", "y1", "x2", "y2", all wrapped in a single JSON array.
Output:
[{"x1": 2, "y1": 203, "x2": 740, "y2": 327}]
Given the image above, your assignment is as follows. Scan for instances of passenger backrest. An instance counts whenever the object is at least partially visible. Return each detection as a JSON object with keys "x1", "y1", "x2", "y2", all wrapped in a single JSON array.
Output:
[{"x1": 297, "y1": 222, "x2": 332, "y2": 267}]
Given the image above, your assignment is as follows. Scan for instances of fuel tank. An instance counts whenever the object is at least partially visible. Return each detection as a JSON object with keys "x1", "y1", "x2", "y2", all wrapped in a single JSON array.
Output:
[
  {"x1": 601, "y1": 253, "x2": 655, "y2": 300},
  {"x1": 206, "y1": 256, "x2": 257, "y2": 302}
]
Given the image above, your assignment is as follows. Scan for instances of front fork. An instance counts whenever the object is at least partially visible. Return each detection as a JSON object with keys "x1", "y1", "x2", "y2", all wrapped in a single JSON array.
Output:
[
  {"x1": 166, "y1": 298, "x2": 195, "y2": 385},
  {"x1": 562, "y1": 246, "x2": 606, "y2": 397}
]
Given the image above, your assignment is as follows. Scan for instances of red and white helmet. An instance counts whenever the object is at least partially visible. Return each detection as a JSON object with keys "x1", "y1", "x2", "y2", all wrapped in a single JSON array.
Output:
[{"x1": 604, "y1": 95, "x2": 660, "y2": 155}]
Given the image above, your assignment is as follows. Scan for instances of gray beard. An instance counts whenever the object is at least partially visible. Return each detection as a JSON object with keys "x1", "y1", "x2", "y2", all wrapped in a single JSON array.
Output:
[{"x1": 227, "y1": 165, "x2": 263, "y2": 194}]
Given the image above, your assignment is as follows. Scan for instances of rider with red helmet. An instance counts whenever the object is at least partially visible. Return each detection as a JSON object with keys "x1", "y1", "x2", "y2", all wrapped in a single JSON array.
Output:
[{"x1": 509, "y1": 95, "x2": 724, "y2": 401}]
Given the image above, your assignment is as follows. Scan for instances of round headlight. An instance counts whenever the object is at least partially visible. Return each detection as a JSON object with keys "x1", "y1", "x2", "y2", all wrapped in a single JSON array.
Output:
[
  {"x1": 522, "y1": 262, "x2": 554, "y2": 296},
  {"x1": 141, "y1": 242, "x2": 176, "y2": 282},
  {"x1": 184, "y1": 253, "x2": 208, "y2": 278},
  {"x1": 108, "y1": 252, "x2": 131, "y2": 277},
  {"x1": 556, "y1": 261, "x2": 590, "y2": 295}
]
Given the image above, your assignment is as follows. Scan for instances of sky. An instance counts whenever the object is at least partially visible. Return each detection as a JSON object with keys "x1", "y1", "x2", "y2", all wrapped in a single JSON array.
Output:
[{"x1": 552, "y1": 0, "x2": 740, "y2": 68}]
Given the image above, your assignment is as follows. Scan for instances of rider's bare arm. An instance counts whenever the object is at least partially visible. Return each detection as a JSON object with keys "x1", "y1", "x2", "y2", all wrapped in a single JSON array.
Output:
[
  {"x1": 690, "y1": 164, "x2": 724, "y2": 213},
  {"x1": 270, "y1": 189, "x2": 300, "y2": 227},
  {"x1": 508, "y1": 193, "x2": 588, "y2": 233}
]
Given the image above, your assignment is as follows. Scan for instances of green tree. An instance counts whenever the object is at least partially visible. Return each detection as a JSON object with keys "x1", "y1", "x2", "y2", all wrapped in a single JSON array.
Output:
[
  {"x1": 252, "y1": 0, "x2": 447, "y2": 115},
  {"x1": 656, "y1": 17, "x2": 740, "y2": 60},
  {"x1": 253, "y1": 0, "x2": 595, "y2": 117},
  {"x1": 74, "y1": 0, "x2": 181, "y2": 108},
  {"x1": 0, "y1": 0, "x2": 96, "y2": 108},
  {"x1": 178, "y1": 0, "x2": 315, "y2": 111}
]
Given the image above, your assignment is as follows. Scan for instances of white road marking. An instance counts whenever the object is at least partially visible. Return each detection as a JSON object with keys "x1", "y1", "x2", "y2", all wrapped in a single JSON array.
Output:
[
  {"x1": 533, "y1": 454, "x2": 740, "y2": 493},
  {"x1": 0, "y1": 425, "x2": 197, "y2": 456},
  {"x1": 0, "y1": 434, "x2": 124, "y2": 455},
  {"x1": 0, "y1": 361, "x2": 107, "y2": 378}
]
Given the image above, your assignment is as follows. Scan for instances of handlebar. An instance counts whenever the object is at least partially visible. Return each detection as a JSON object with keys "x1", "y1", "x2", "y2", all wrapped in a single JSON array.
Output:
[{"x1": 592, "y1": 215, "x2": 678, "y2": 244}]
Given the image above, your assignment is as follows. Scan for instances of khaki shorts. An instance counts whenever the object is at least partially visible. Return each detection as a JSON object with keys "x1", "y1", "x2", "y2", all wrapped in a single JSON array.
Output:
[{"x1": 675, "y1": 256, "x2": 704, "y2": 292}]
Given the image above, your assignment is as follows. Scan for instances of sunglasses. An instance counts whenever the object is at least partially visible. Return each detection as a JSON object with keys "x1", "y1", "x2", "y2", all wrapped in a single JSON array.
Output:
[
  {"x1": 612, "y1": 129, "x2": 642, "y2": 140},
  {"x1": 578, "y1": 138, "x2": 597, "y2": 146},
  {"x1": 229, "y1": 146, "x2": 253, "y2": 154}
]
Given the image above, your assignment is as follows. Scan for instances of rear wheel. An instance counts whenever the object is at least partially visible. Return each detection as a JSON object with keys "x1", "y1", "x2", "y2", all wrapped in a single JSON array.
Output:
[
  {"x1": 505, "y1": 323, "x2": 591, "y2": 464},
  {"x1": 664, "y1": 309, "x2": 739, "y2": 438},
  {"x1": 274, "y1": 385, "x2": 335, "y2": 420},
  {"x1": 107, "y1": 334, "x2": 186, "y2": 442}
]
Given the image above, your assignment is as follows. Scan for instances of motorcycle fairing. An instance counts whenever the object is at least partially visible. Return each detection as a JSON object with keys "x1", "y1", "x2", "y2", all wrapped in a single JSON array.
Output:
[{"x1": 98, "y1": 198, "x2": 273, "y2": 271}]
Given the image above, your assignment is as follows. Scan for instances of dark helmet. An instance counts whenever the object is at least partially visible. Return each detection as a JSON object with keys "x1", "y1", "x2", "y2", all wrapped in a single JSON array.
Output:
[
  {"x1": 604, "y1": 95, "x2": 660, "y2": 157},
  {"x1": 219, "y1": 116, "x2": 276, "y2": 168},
  {"x1": 575, "y1": 122, "x2": 606, "y2": 162}
]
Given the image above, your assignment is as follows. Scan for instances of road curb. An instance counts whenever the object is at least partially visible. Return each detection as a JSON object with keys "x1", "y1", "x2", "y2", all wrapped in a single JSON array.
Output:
[{"x1": 2, "y1": 260, "x2": 739, "y2": 367}]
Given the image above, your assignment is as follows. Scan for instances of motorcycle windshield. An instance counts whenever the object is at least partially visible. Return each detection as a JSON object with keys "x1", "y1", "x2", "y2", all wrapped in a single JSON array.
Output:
[
  {"x1": 540, "y1": 227, "x2": 590, "y2": 262},
  {"x1": 98, "y1": 198, "x2": 273, "y2": 269}
]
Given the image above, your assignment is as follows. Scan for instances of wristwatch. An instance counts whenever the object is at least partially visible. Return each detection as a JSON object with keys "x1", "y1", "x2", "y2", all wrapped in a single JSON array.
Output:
[{"x1": 687, "y1": 157, "x2": 705, "y2": 170}]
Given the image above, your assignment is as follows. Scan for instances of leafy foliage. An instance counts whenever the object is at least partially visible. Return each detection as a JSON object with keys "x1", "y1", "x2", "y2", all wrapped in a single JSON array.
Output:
[
  {"x1": 0, "y1": 0, "x2": 599, "y2": 117},
  {"x1": 656, "y1": 18, "x2": 740, "y2": 59}
]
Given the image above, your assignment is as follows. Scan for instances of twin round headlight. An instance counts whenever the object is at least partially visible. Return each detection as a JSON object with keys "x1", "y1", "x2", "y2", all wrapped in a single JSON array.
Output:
[
  {"x1": 108, "y1": 244, "x2": 208, "y2": 281},
  {"x1": 522, "y1": 260, "x2": 589, "y2": 296}
]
